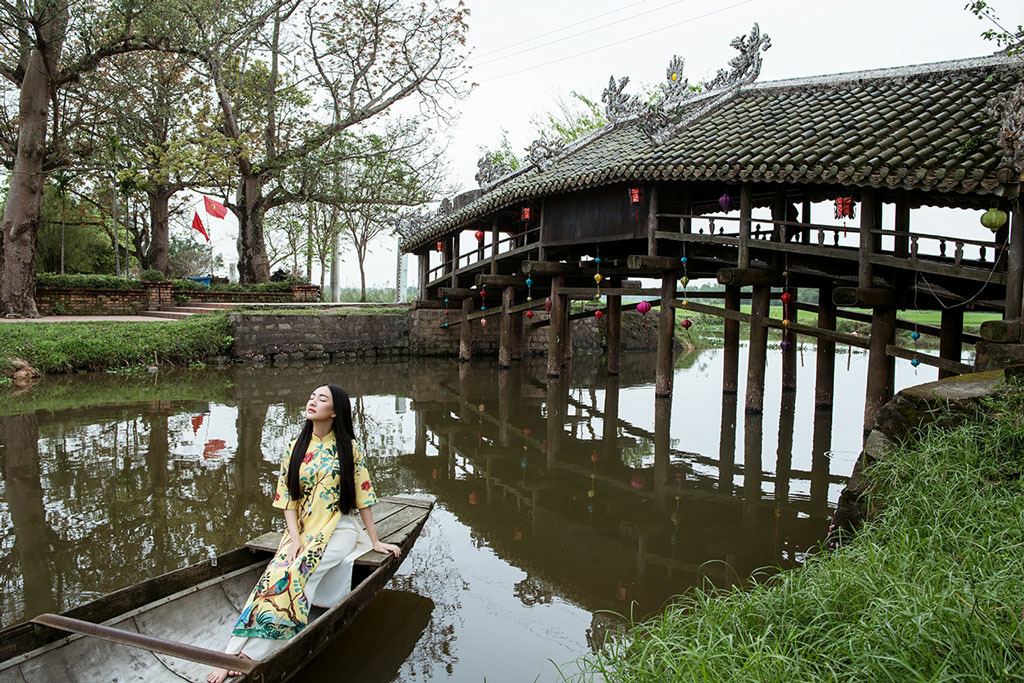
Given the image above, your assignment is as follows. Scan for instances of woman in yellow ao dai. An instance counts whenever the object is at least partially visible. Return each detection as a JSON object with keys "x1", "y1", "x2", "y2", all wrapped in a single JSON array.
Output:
[{"x1": 207, "y1": 384, "x2": 400, "y2": 683}]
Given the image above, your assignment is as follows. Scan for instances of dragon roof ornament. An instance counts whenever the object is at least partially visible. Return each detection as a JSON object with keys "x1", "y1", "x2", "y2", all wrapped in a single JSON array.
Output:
[
  {"x1": 602, "y1": 75, "x2": 642, "y2": 124},
  {"x1": 629, "y1": 23, "x2": 771, "y2": 145},
  {"x1": 525, "y1": 137, "x2": 567, "y2": 171},
  {"x1": 476, "y1": 154, "x2": 517, "y2": 190}
]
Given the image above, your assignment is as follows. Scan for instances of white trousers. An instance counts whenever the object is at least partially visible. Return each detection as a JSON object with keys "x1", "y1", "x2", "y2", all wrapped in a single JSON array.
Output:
[{"x1": 225, "y1": 513, "x2": 370, "y2": 660}]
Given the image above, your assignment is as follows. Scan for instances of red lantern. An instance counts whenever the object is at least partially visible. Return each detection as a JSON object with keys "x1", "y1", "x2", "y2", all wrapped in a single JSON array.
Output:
[
  {"x1": 526, "y1": 310, "x2": 534, "y2": 318},
  {"x1": 780, "y1": 292, "x2": 792, "y2": 304},
  {"x1": 521, "y1": 207, "x2": 531, "y2": 222},
  {"x1": 835, "y1": 197, "x2": 856, "y2": 219},
  {"x1": 436, "y1": 240, "x2": 443, "y2": 252},
  {"x1": 474, "y1": 229, "x2": 484, "y2": 242},
  {"x1": 595, "y1": 310, "x2": 603, "y2": 320},
  {"x1": 681, "y1": 318, "x2": 692, "y2": 329},
  {"x1": 629, "y1": 188, "x2": 641, "y2": 204}
]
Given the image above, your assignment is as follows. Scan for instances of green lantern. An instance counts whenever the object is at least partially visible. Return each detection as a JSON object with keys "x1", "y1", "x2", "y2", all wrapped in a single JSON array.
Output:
[{"x1": 980, "y1": 207, "x2": 1008, "y2": 232}]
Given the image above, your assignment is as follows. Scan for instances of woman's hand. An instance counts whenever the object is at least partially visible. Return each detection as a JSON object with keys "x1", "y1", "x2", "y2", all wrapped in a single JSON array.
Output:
[
  {"x1": 286, "y1": 538, "x2": 304, "y2": 564},
  {"x1": 373, "y1": 541, "x2": 401, "y2": 558}
]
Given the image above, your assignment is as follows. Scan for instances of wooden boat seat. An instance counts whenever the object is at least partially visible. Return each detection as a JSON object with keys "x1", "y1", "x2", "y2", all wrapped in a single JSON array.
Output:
[{"x1": 244, "y1": 495, "x2": 433, "y2": 568}]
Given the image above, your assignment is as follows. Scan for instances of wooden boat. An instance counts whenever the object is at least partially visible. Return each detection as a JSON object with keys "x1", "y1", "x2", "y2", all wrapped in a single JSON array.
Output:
[{"x1": 0, "y1": 495, "x2": 434, "y2": 683}]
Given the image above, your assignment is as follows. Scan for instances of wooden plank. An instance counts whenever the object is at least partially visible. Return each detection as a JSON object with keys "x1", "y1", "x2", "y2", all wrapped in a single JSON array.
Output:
[
  {"x1": 716, "y1": 267, "x2": 780, "y2": 286},
  {"x1": 626, "y1": 255, "x2": 682, "y2": 271},
  {"x1": 654, "y1": 230, "x2": 739, "y2": 246},
  {"x1": 871, "y1": 253, "x2": 1007, "y2": 285},
  {"x1": 885, "y1": 345, "x2": 973, "y2": 375},
  {"x1": 794, "y1": 301, "x2": 983, "y2": 343},
  {"x1": 560, "y1": 287, "x2": 661, "y2": 298},
  {"x1": 667, "y1": 299, "x2": 750, "y2": 324},
  {"x1": 764, "y1": 317, "x2": 870, "y2": 349}
]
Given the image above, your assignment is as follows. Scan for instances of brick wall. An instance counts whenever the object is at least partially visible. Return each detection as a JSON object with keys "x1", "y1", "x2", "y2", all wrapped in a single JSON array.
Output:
[
  {"x1": 36, "y1": 287, "x2": 149, "y2": 315},
  {"x1": 231, "y1": 309, "x2": 661, "y2": 361}
]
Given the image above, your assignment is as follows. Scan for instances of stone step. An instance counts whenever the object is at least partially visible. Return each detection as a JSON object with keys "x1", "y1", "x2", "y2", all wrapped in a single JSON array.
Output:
[
  {"x1": 159, "y1": 305, "x2": 227, "y2": 314},
  {"x1": 141, "y1": 310, "x2": 191, "y2": 320},
  {"x1": 175, "y1": 302, "x2": 239, "y2": 310}
]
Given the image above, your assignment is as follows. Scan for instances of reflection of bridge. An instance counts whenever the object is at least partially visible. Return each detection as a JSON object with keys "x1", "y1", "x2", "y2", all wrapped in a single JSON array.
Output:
[
  {"x1": 402, "y1": 45, "x2": 1023, "y2": 432},
  {"x1": 403, "y1": 363, "x2": 835, "y2": 615}
]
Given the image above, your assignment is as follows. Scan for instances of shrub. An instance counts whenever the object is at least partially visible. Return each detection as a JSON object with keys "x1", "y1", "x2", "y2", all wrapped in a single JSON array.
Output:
[
  {"x1": 140, "y1": 269, "x2": 167, "y2": 282},
  {"x1": 37, "y1": 273, "x2": 139, "y2": 290}
]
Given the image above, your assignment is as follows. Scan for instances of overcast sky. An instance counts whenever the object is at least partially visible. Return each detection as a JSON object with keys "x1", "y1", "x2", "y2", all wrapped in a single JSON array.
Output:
[{"x1": 200, "y1": 0, "x2": 1024, "y2": 289}]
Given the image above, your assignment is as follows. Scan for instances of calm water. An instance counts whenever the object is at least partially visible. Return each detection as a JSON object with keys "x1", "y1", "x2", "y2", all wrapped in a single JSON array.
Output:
[{"x1": 0, "y1": 347, "x2": 939, "y2": 680}]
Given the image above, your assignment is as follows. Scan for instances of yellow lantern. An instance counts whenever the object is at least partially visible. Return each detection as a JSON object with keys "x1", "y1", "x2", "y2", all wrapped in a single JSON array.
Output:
[{"x1": 594, "y1": 273, "x2": 603, "y2": 284}]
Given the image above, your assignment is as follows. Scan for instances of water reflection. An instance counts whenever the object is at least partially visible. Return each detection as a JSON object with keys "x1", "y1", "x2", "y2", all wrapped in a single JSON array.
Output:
[{"x1": 0, "y1": 350, "x2": 899, "y2": 680}]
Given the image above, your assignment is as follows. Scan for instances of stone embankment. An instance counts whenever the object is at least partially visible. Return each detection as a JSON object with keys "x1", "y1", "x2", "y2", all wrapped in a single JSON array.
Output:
[
  {"x1": 830, "y1": 368, "x2": 1007, "y2": 541},
  {"x1": 229, "y1": 308, "x2": 663, "y2": 361}
]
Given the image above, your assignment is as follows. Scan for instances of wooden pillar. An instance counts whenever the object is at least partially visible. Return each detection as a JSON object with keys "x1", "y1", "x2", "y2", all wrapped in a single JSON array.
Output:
[
  {"x1": 810, "y1": 405, "x2": 833, "y2": 515},
  {"x1": 498, "y1": 369, "x2": 511, "y2": 447},
  {"x1": 894, "y1": 194, "x2": 910, "y2": 258},
  {"x1": 744, "y1": 285, "x2": 771, "y2": 413},
  {"x1": 547, "y1": 274, "x2": 565, "y2": 377},
  {"x1": 723, "y1": 285, "x2": 740, "y2": 393},
  {"x1": 459, "y1": 296, "x2": 473, "y2": 362},
  {"x1": 417, "y1": 252, "x2": 429, "y2": 299},
  {"x1": 510, "y1": 309, "x2": 524, "y2": 361},
  {"x1": 646, "y1": 184, "x2": 660, "y2": 257},
  {"x1": 490, "y1": 217, "x2": 499, "y2": 275},
  {"x1": 742, "y1": 412, "x2": 763, "y2": 529},
  {"x1": 938, "y1": 307, "x2": 964, "y2": 379},
  {"x1": 815, "y1": 285, "x2": 836, "y2": 407},
  {"x1": 800, "y1": 199, "x2": 811, "y2": 244},
  {"x1": 603, "y1": 374, "x2": 620, "y2": 458},
  {"x1": 858, "y1": 188, "x2": 876, "y2": 288},
  {"x1": 499, "y1": 285, "x2": 514, "y2": 368},
  {"x1": 775, "y1": 388, "x2": 795, "y2": 503},
  {"x1": 561, "y1": 287, "x2": 572, "y2": 366},
  {"x1": 606, "y1": 294, "x2": 622, "y2": 375},
  {"x1": 655, "y1": 273, "x2": 676, "y2": 397},
  {"x1": 738, "y1": 182, "x2": 752, "y2": 268},
  {"x1": 449, "y1": 234, "x2": 459, "y2": 286},
  {"x1": 414, "y1": 409, "x2": 426, "y2": 456},
  {"x1": 718, "y1": 391, "x2": 738, "y2": 489},
  {"x1": 864, "y1": 306, "x2": 896, "y2": 432},
  {"x1": 1006, "y1": 198, "x2": 1024, "y2": 321},
  {"x1": 680, "y1": 186, "x2": 692, "y2": 234},
  {"x1": 781, "y1": 286, "x2": 797, "y2": 391},
  {"x1": 545, "y1": 375, "x2": 565, "y2": 470},
  {"x1": 654, "y1": 394, "x2": 671, "y2": 511}
]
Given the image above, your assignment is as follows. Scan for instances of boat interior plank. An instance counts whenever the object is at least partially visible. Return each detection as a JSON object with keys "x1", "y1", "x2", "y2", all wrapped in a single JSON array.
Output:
[
  {"x1": 17, "y1": 618, "x2": 176, "y2": 683},
  {"x1": 135, "y1": 586, "x2": 241, "y2": 683},
  {"x1": 219, "y1": 568, "x2": 264, "y2": 614}
]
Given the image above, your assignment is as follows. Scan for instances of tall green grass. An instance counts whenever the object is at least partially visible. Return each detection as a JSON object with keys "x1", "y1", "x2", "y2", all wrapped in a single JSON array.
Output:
[
  {"x1": 0, "y1": 314, "x2": 233, "y2": 374},
  {"x1": 566, "y1": 382, "x2": 1024, "y2": 682}
]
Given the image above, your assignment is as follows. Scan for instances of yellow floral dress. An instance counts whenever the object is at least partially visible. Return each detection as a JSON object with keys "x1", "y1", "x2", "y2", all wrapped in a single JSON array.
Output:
[{"x1": 231, "y1": 431, "x2": 377, "y2": 640}]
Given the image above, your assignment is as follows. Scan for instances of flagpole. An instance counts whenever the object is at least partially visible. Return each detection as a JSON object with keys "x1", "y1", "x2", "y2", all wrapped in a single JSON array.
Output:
[{"x1": 207, "y1": 201, "x2": 213, "y2": 279}]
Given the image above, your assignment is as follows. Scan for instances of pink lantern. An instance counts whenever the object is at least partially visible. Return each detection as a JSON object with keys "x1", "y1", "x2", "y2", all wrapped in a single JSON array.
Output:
[
  {"x1": 630, "y1": 474, "x2": 646, "y2": 489},
  {"x1": 636, "y1": 300, "x2": 652, "y2": 328},
  {"x1": 545, "y1": 297, "x2": 552, "y2": 314}
]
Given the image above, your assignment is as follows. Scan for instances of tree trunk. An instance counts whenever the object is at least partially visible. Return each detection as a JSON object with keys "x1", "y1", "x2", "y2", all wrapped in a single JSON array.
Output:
[
  {"x1": 235, "y1": 172, "x2": 271, "y2": 284},
  {"x1": 0, "y1": 49, "x2": 52, "y2": 317},
  {"x1": 145, "y1": 187, "x2": 173, "y2": 275},
  {"x1": 357, "y1": 249, "x2": 367, "y2": 302}
]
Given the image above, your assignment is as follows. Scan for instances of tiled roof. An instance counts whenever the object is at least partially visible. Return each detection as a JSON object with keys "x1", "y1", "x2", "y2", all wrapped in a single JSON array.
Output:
[{"x1": 405, "y1": 54, "x2": 1022, "y2": 252}]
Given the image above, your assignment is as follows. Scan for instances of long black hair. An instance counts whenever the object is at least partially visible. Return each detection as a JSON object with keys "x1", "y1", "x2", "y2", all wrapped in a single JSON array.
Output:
[{"x1": 287, "y1": 384, "x2": 357, "y2": 514}]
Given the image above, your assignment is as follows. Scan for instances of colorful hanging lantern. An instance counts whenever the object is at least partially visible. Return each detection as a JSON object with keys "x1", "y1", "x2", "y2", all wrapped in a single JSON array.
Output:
[
  {"x1": 681, "y1": 318, "x2": 692, "y2": 329},
  {"x1": 436, "y1": 240, "x2": 443, "y2": 252},
  {"x1": 718, "y1": 192, "x2": 732, "y2": 213},
  {"x1": 636, "y1": 300, "x2": 652, "y2": 327},
  {"x1": 474, "y1": 229, "x2": 484, "y2": 242},
  {"x1": 981, "y1": 207, "x2": 1008, "y2": 231},
  {"x1": 595, "y1": 310, "x2": 603, "y2": 320},
  {"x1": 590, "y1": 451, "x2": 598, "y2": 462},
  {"x1": 911, "y1": 358, "x2": 921, "y2": 367},
  {"x1": 480, "y1": 318, "x2": 487, "y2": 327},
  {"x1": 781, "y1": 340, "x2": 790, "y2": 351},
  {"x1": 526, "y1": 310, "x2": 534, "y2": 318},
  {"x1": 521, "y1": 207, "x2": 531, "y2": 222},
  {"x1": 545, "y1": 297, "x2": 552, "y2": 314},
  {"x1": 630, "y1": 473, "x2": 646, "y2": 489},
  {"x1": 594, "y1": 273, "x2": 603, "y2": 284},
  {"x1": 780, "y1": 292, "x2": 792, "y2": 304},
  {"x1": 629, "y1": 188, "x2": 641, "y2": 204},
  {"x1": 834, "y1": 197, "x2": 856, "y2": 219},
  {"x1": 911, "y1": 331, "x2": 921, "y2": 341}
]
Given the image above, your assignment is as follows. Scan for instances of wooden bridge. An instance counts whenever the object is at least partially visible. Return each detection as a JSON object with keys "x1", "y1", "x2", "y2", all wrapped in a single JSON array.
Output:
[{"x1": 399, "y1": 43, "x2": 1024, "y2": 432}]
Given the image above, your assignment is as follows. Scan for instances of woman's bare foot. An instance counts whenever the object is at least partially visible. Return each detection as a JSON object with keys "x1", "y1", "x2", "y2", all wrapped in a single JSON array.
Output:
[{"x1": 206, "y1": 654, "x2": 251, "y2": 682}]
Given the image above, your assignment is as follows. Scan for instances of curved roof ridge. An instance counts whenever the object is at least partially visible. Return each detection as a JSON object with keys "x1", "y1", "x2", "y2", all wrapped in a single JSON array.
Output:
[{"x1": 746, "y1": 53, "x2": 1021, "y2": 92}]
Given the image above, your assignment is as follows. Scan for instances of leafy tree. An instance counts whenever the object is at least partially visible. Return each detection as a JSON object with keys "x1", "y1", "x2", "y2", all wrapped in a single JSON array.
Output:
[
  {"x1": 36, "y1": 187, "x2": 114, "y2": 275},
  {"x1": 166, "y1": 232, "x2": 224, "y2": 279},
  {"x1": 186, "y1": 0, "x2": 470, "y2": 285}
]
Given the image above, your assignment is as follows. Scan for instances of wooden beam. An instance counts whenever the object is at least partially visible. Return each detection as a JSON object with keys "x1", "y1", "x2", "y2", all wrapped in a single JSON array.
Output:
[
  {"x1": 716, "y1": 267, "x2": 780, "y2": 287},
  {"x1": 980, "y1": 319, "x2": 1020, "y2": 343},
  {"x1": 626, "y1": 254, "x2": 682, "y2": 271},
  {"x1": 886, "y1": 345, "x2": 973, "y2": 375},
  {"x1": 560, "y1": 287, "x2": 661, "y2": 298},
  {"x1": 832, "y1": 287, "x2": 897, "y2": 308},
  {"x1": 521, "y1": 261, "x2": 577, "y2": 275},
  {"x1": 437, "y1": 286, "x2": 476, "y2": 299},
  {"x1": 667, "y1": 299, "x2": 749, "y2": 323},
  {"x1": 532, "y1": 299, "x2": 662, "y2": 328},
  {"x1": 794, "y1": 301, "x2": 983, "y2": 344},
  {"x1": 475, "y1": 274, "x2": 525, "y2": 287},
  {"x1": 763, "y1": 317, "x2": 869, "y2": 349}
]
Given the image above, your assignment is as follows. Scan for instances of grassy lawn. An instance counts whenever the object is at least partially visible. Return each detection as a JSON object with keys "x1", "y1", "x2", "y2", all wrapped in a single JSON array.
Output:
[
  {"x1": 0, "y1": 314, "x2": 233, "y2": 375},
  {"x1": 568, "y1": 379, "x2": 1024, "y2": 682}
]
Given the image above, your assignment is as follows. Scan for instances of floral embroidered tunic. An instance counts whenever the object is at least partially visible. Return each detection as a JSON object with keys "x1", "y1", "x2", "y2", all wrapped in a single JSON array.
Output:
[{"x1": 232, "y1": 431, "x2": 377, "y2": 640}]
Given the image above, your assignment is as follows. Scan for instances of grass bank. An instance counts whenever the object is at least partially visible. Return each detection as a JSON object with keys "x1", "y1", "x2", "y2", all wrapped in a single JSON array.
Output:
[
  {"x1": 568, "y1": 380, "x2": 1024, "y2": 681},
  {"x1": 0, "y1": 314, "x2": 233, "y2": 375}
]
